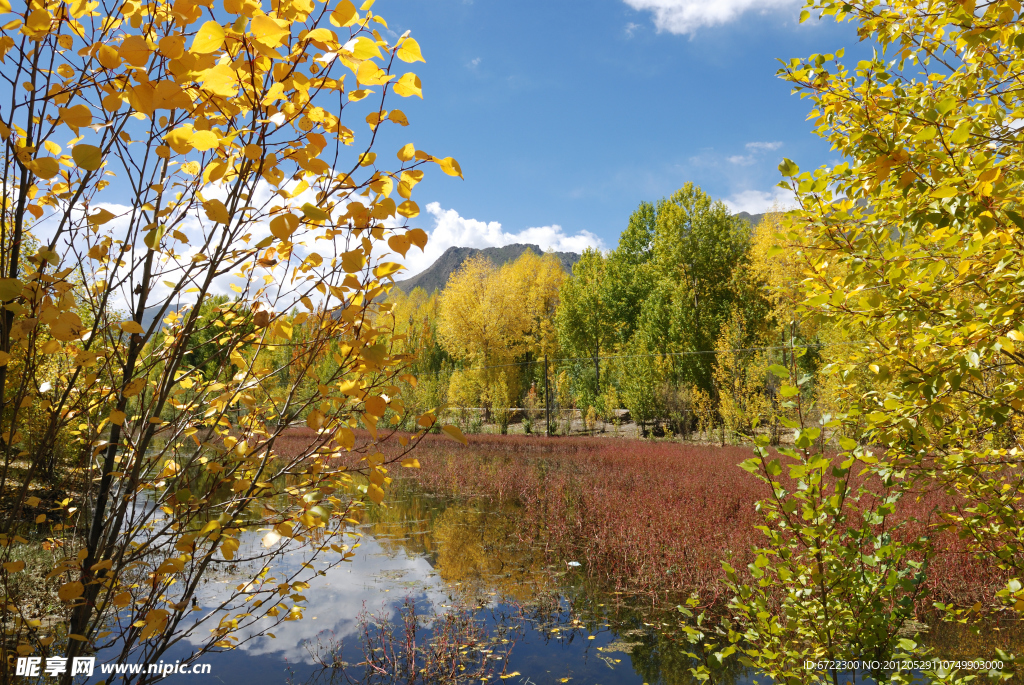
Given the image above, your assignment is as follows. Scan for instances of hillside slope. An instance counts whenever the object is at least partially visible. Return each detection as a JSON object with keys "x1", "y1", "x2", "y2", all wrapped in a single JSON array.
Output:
[{"x1": 394, "y1": 244, "x2": 581, "y2": 294}]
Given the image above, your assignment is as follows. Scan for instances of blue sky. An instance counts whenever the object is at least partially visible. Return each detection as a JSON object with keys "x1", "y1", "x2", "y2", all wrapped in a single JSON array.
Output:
[{"x1": 374, "y1": 0, "x2": 869, "y2": 274}]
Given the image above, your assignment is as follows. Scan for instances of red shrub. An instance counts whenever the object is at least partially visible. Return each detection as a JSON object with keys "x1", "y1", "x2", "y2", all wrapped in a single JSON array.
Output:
[{"x1": 276, "y1": 429, "x2": 1005, "y2": 608}]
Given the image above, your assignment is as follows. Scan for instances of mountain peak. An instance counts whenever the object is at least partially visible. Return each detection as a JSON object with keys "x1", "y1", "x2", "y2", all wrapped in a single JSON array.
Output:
[{"x1": 394, "y1": 243, "x2": 581, "y2": 294}]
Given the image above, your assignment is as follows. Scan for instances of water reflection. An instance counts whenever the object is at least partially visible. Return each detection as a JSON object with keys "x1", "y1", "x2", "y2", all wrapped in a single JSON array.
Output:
[{"x1": 88, "y1": 484, "x2": 1018, "y2": 685}]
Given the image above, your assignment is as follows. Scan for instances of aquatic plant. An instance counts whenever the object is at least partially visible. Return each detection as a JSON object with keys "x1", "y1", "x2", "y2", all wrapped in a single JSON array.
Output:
[
  {"x1": 276, "y1": 429, "x2": 1004, "y2": 610},
  {"x1": 382, "y1": 434, "x2": 1004, "y2": 609}
]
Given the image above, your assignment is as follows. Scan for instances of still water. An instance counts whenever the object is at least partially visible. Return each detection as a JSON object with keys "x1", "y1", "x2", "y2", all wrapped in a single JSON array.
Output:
[
  {"x1": 85, "y1": 486, "x2": 752, "y2": 685},
  {"x1": 85, "y1": 484, "x2": 1013, "y2": 684}
]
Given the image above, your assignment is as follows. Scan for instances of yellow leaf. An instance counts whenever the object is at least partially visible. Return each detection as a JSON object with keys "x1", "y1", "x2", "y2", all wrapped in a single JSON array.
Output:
[
  {"x1": 273, "y1": 318, "x2": 293, "y2": 340},
  {"x1": 24, "y1": 8, "x2": 51, "y2": 34},
  {"x1": 439, "y1": 157, "x2": 463, "y2": 178},
  {"x1": 3, "y1": 561, "x2": 25, "y2": 573},
  {"x1": 0, "y1": 278, "x2": 22, "y2": 300},
  {"x1": 220, "y1": 537, "x2": 239, "y2": 560},
  {"x1": 97, "y1": 44, "x2": 121, "y2": 69},
  {"x1": 441, "y1": 424, "x2": 467, "y2": 445},
  {"x1": 930, "y1": 186, "x2": 957, "y2": 199},
  {"x1": 270, "y1": 213, "x2": 299, "y2": 240},
  {"x1": 397, "y1": 200, "x2": 419, "y2": 218},
  {"x1": 389, "y1": 109, "x2": 409, "y2": 126},
  {"x1": 364, "y1": 395, "x2": 386, "y2": 417},
  {"x1": 392, "y1": 72, "x2": 422, "y2": 98},
  {"x1": 0, "y1": 352, "x2": 10, "y2": 367},
  {"x1": 139, "y1": 609, "x2": 169, "y2": 641},
  {"x1": 112, "y1": 591, "x2": 131, "y2": 608},
  {"x1": 58, "y1": 581, "x2": 84, "y2": 601},
  {"x1": 26, "y1": 496, "x2": 39, "y2": 507},
  {"x1": 401, "y1": 458, "x2": 420, "y2": 468},
  {"x1": 367, "y1": 483, "x2": 384, "y2": 504},
  {"x1": 159, "y1": 34, "x2": 185, "y2": 59},
  {"x1": 88, "y1": 208, "x2": 115, "y2": 226},
  {"x1": 197, "y1": 62, "x2": 239, "y2": 97},
  {"x1": 252, "y1": 15, "x2": 289, "y2": 47},
  {"x1": 59, "y1": 104, "x2": 92, "y2": 131},
  {"x1": 408, "y1": 228, "x2": 428, "y2": 250},
  {"x1": 120, "y1": 320, "x2": 145, "y2": 334},
  {"x1": 72, "y1": 144, "x2": 103, "y2": 171},
  {"x1": 357, "y1": 60, "x2": 391, "y2": 86},
  {"x1": 50, "y1": 312, "x2": 83, "y2": 341},
  {"x1": 341, "y1": 249, "x2": 365, "y2": 273},
  {"x1": 35, "y1": 514, "x2": 46, "y2": 523},
  {"x1": 374, "y1": 261, "x2": 404, "y2": 278},
  {"x1": 28, "y1": 157, "x2": 59, "y2": 179},
  {"x1": 191, "y1": 20, "x2": 225, "y2": 54},
  {"x1": 349, "y1": 36, "x2": 381, "y2": 60},
  {"x1": 189, "y1": 129, "x2": 219, "y2": 151},
  {"x1": 330, "y1": 0, "x2": 357, "y2": 26},
  {"x1": 165, "y1": 126, "x2": 195, "y2": 154},
  {"x1": 109, "y1": 410, "x2": 126, "y2": 426},
  {"x1": 397, "y1": 37, "x2": 424, "y2": 63},
  {"x1": 118, "y1": 34, "x2": 150, "y2": 67},
  {"x1": 388, "y1": 234, "x2": 411, "y2": 257},
  {"x1": 204, "y1": 199, "x2": 231, "y2": 224},
  {"x1": 123, "y1": 378, "x2": 146, "y2": 397}
]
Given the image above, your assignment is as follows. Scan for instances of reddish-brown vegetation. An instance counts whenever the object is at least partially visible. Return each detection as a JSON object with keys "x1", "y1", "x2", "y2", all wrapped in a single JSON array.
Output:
[{"x1": 276, "y1": 429, "x2": 1006, "y2": 609}]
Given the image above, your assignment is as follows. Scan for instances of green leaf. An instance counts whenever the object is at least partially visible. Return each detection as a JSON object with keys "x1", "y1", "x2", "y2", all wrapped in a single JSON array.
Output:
[
  {"x1": 1005, "y1": 210, "x2": 1024, "y2": 230},
  {"x1": 300, "y1": 203, "x2": 329, "y2": 221},
  {"x1": 778, "y1": 158, "x2": 800, "y2": 177},
  {"x1": 144, "y1": 224, "x2": 165, "y2": 249},
  {"x1": 949, "y1": 121, "x2": 971, "y2": 144},
  {"x1": 913, "y1": 126, "x2": 937, "y2": 141},
  {"x1": 768, "y1": 364, "x2": 791, "y2": 379}
]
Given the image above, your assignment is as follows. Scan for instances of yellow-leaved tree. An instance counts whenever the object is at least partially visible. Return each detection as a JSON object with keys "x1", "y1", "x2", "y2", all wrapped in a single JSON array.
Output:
[
  {"x1": 437, "y1": 250, "x2": 565, "y2": 413},
  {"x1": 0, "y1": 0, "x2": 463, "y2": 679}
]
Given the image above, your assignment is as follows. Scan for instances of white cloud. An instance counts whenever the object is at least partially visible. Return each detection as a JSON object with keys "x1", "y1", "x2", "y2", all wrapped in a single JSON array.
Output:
[
  {"x1": 401, "y1": 203, "x2": 604, "y2": 277},
  {"x1": 624, "y1": 21, "x2": 642, "y2": 37},
  {"x1": 468, "y1": 57, "x2": 481, "y2": 68},
  {"x1": 725, "y1": 186, "x2": 795, "y2": 215},
  {"x1": 726, "y1": 154, "x2": 755, "y2": 166},
  {"x1": 622, "y1": 0, "x2": 800, "y2": 34},
  {"x1": 746, "y1": 141, "x2": 783, "y2": 151}
]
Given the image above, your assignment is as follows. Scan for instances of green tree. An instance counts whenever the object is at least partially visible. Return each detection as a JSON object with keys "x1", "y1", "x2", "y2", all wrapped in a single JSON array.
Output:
[
  {"x1": 645, "y1": 183, "x2": 758, "y2": 393},
  {"x1": 602, "y1": 202, "x2": 657, "y2": 348},
  {"x1": 556, "y1": 248, "x2": 614, "y2": 404}
]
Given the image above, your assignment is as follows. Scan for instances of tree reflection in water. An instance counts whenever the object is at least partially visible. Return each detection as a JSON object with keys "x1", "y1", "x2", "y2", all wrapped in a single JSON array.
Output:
[{"x1": 286, "y1": 597, "x2": 525, "y2": 684}]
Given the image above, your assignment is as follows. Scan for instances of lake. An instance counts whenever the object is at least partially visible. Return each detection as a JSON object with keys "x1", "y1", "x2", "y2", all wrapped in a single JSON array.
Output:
[{"x1": 82, "y1": 477, "x2": 1015, "y2": 685}]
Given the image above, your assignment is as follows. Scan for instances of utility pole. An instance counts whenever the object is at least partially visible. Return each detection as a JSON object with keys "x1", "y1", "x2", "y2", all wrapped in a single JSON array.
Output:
[{"x1": 544, "y1": 354, "x2": 551, "y2": 436}]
